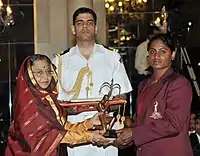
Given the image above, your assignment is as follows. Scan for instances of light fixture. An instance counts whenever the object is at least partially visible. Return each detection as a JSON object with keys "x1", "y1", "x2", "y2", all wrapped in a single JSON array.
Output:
[
  {"x1": 105, "y1": 0, "x2": 148, "y2": 47},
  {"x1": 188, "y1": 22, "x2": 192, "y2": 26},
  {"x1": 118, "y1": 1, "x2": 123, "y2": 7},
  {"x1": 109, "y1": 5, "x2": 115, "y2": 11},
  {"x1": 105, "y1": 3, "x2": 110, "y2": 8},
  {"x1": 0, "y1": 0, "x2": 14, "y2": 31},
  {"x1": 105, "y1": 0, "x2": 148, "y2": 16}
]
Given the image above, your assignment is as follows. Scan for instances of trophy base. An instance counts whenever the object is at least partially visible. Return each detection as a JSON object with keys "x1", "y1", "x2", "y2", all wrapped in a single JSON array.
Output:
[{"x1": 103, "y1": 129, "x2": 117, "y2": 138}]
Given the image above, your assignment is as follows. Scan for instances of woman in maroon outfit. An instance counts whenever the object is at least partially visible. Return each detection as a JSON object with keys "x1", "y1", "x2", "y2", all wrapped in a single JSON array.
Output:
[
  {"x1": 5, "y1": 54, "x2": 108, "y2": 156},
  {"x1": 115, "y1": 33, "x2": 193, "y2": 156}
]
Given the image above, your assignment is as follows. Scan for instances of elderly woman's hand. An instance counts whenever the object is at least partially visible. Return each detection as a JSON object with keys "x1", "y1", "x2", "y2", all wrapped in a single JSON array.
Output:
[{"x1": 91, "y1": 131, "x2": 110, "y2": 146}]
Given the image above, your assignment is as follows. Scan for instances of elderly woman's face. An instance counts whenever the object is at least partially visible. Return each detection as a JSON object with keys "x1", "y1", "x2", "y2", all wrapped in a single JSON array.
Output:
[
  {"x1": 31, "y1": 59, "x2": 53, "y2": 89},
  {"x1": 148, "y1": 39, "x2": 175, "y2": 70}
]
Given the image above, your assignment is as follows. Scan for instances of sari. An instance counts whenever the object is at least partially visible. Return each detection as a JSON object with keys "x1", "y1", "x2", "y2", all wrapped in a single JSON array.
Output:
[{"x1": 5, "y1": 57, "x2": 93, "y2": 156}]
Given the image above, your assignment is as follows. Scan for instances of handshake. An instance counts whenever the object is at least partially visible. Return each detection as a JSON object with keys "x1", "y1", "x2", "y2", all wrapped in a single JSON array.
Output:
[{"x1": 88, "y1": 112, "x2": 134, "y2": 148}]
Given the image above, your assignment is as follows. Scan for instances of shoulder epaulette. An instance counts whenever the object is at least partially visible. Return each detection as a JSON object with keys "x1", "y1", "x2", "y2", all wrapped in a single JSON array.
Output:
[
  {"x1": 102, "y1": 44, "x2": 119, "y2": 52},
  {"x1": 55, "y1": 48, "x2": 70, "y2": 57},
  {"x1": 102, "y1": 44, "x2": 112, "y2": 50}
]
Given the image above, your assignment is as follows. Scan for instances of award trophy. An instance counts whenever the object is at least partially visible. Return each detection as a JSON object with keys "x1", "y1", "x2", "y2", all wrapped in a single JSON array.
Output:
[
  {"x1": 95, "y1": 79, "x2": 121, "y2": 138},
  {"x1": 59, "y1": 79, "x2": 127, "y2": 138}
]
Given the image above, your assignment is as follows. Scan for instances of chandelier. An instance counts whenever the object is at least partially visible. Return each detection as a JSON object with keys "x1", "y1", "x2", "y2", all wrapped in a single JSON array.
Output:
[
  {"x1": 0, "y1": 0, "x2": 14, "y2": 34},
  {"x1": 105, "y1": 0, "x2": 148, "y2": 47},
  {"x1": 105, "y1": 0, "x2": 148, "y2": 14}
]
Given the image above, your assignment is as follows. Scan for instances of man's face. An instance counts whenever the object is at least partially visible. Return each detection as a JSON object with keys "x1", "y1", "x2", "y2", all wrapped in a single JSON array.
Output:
[{"x1": 72, "y1": 13, "x2": 97, "y2": 42}]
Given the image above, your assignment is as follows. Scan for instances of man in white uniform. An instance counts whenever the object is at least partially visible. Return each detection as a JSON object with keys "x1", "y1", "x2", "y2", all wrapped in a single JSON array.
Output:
[{"x1": 52, "y1": 7, "x2": 132, "y2": 156}]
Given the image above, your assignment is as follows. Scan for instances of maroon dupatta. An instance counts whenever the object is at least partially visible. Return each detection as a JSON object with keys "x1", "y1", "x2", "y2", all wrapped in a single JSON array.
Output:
[{"x1": 5, "y1": 57, "x2": 67, "y2": 156}]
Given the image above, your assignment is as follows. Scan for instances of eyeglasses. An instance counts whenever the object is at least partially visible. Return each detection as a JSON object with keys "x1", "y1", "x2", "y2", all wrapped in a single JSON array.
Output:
[{"x1": 32, "y1": 70, "x2": 54, "y2": 77}]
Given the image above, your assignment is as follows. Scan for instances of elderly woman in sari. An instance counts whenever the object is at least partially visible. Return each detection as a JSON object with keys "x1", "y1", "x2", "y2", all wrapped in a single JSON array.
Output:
[{"x1": 5, "y1": 54, "x2": 109, "y2": 156}]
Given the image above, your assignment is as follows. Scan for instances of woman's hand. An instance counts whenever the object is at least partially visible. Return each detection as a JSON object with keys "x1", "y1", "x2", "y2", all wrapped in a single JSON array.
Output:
[
  {"x1": 113, "y1": 128, "x2": 134, "y2": 149},
  {"x1": 90, "y1": 112, "x2": 103, "y2": 126},
  {"x1": 91, "y1": 131, "x2": 110, "y2": 146}
]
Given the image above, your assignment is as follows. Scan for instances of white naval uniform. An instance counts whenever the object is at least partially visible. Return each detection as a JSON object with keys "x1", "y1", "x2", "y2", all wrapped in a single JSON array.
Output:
[{"x1": 52, "y1": 43, "x2": 132, "y2": 156}]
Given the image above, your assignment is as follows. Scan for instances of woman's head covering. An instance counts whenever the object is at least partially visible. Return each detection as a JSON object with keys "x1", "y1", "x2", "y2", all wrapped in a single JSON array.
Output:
[{"x1": 13, "y1": 55, "x2": 58, "y2": 122}]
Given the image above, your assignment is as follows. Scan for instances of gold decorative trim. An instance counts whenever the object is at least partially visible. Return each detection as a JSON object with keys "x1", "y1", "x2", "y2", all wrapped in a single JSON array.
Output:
[
  {"x1": 57, "y1": 55, "x2": 93, "y2": 99},
  {"x1": 45, "y1": 133, "x2": 64, "y2": 156},
  {"x1": 45, "y1": 95, "x2": 65, "y2": 125},
  {"x1": 27, "y1": 59, "x2": 37, "y2": 86},
  {"x1": 32, "y1": 134, "x2": 47, "y2": 153},
  {"x1": 23, "y1": 99, "x2": 34, "y2": 112},
  {"x1": 23, "y1": 112, "x2": 38, "y2": 128}
]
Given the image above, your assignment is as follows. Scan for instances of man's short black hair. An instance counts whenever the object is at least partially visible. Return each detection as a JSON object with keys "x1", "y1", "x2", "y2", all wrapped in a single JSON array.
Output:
[{"x1": 73, "y1": 7, "x2": 97, "y2": 25}]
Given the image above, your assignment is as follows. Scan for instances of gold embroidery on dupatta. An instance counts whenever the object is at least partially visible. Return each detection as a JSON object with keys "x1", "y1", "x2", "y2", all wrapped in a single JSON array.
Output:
[
  {"x1": 27, "y1": 60, "x2": 37, "y2": 86},
  {"x1": 23, "y1": 112, "x2": 38, "y2": 128},
  {"x1": 32, "y1": 134, "x2": 48, "y2": 153},
  {"x1": 25, "y1": 57, "x2": 65, "y2": 154},
  {"x1": 45, "y1": 95, "x2": 65, "y2": 126},
  {"x1": 24, "y1": 88, "x2": 29, "y2": 94},
  {"x1": 45, "y1": 133, "x2": 64, "y2": 156},
  {"x1": 27, "y1": 58, "x2": 64, "y2": 125},
  {"x1": 28, "y1": 123, "x2": 48, "y2": 138},
  {"x1": 23, "y1": 99, "x2": 34, "y2": 112}
]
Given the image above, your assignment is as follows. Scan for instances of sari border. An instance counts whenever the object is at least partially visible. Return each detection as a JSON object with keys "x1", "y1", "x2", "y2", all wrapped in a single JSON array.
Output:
[
  {"x1": 45, "y1": 95, "x2": 65, "y2": 126},
  {"x1": 27, "y1": 59, "x2": 37, "y2": 86}
]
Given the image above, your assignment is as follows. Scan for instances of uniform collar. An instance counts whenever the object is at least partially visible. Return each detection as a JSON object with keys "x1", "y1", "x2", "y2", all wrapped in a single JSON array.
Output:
[
  {"x1": 68, "y1": 43, "x2": 103, "y2": 62},
  {"x1": 74, "y1": 43, "x2": 104, "y2": 55}
]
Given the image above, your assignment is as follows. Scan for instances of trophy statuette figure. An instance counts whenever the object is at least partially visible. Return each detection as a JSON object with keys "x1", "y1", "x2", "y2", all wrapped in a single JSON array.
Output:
[{"x1": 94, "y1": 79, "x2": 125, "y2": 138}]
